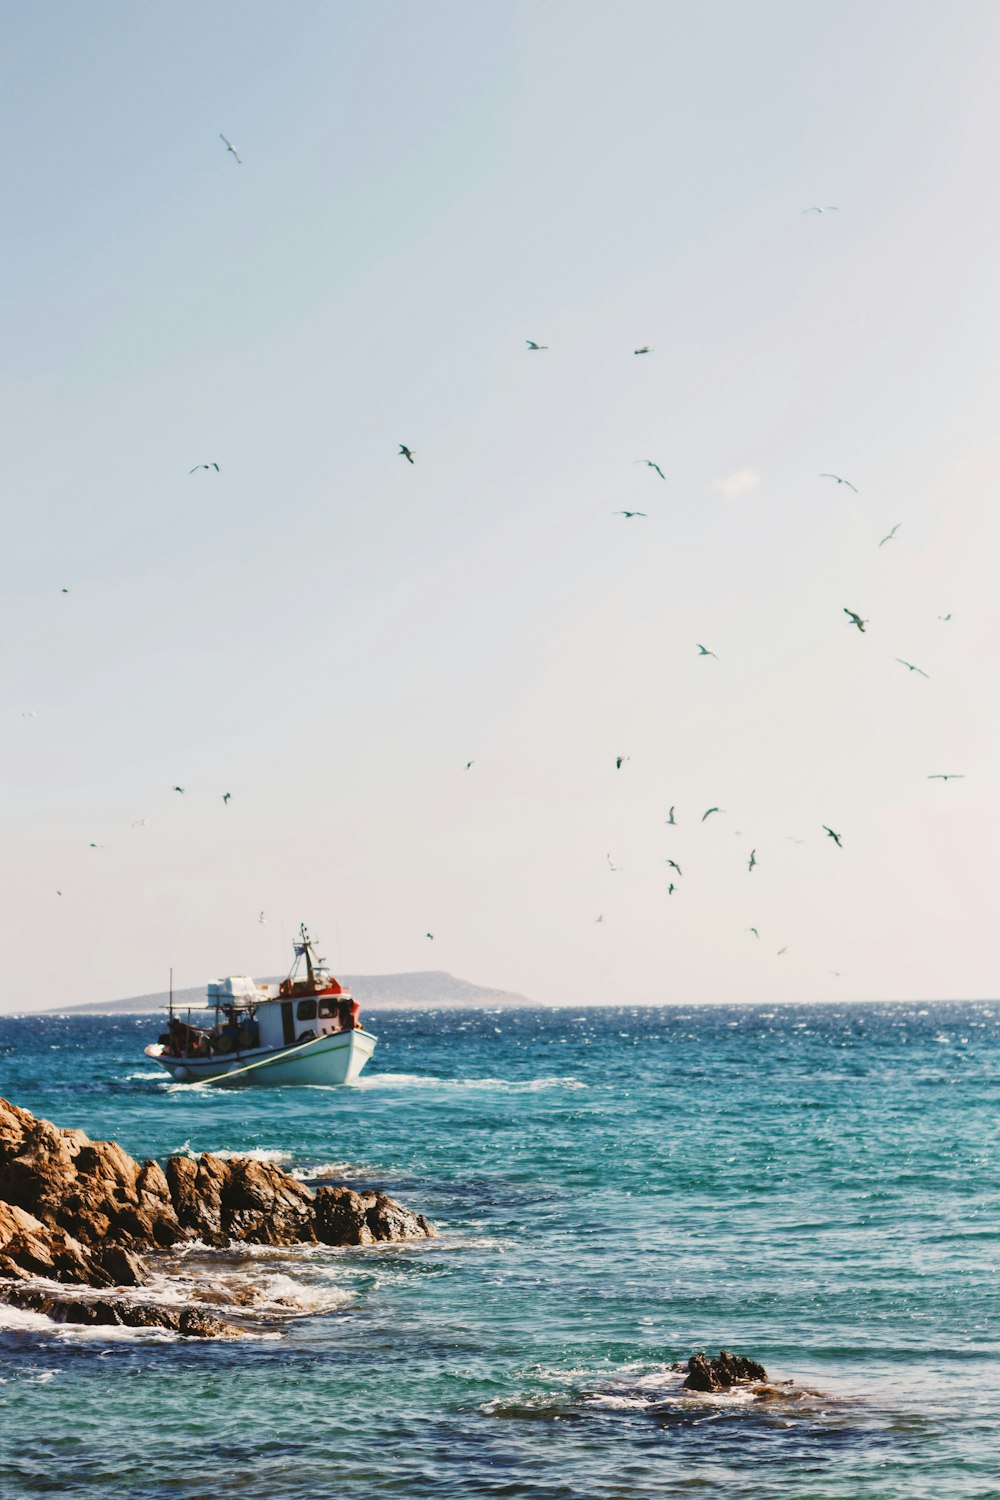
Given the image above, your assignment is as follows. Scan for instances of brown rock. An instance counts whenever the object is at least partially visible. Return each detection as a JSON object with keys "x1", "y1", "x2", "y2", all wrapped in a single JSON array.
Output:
[
  {"x1": 313, "y1": 1186, "x2": 436, "y2": 1246},
  {"x1": 0, "y1": 1284, "x2": 246, "y2": 1338}
]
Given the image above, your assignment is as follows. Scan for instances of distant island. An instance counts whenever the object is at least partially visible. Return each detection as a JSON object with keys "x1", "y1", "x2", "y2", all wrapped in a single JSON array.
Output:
[{"x1": 44, "y1": 971, "x2": 531, "y2": 1016}]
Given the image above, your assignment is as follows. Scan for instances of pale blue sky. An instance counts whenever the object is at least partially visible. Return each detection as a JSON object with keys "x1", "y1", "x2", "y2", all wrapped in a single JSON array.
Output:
[{"x1": 3, "y1": 1, "x2": 999, "y2": 1008}]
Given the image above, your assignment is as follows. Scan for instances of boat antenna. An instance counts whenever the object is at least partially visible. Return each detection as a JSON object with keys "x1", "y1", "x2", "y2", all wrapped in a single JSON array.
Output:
[{"x1": 168, "y1": 967, "x2": 174, "y2": 1024}]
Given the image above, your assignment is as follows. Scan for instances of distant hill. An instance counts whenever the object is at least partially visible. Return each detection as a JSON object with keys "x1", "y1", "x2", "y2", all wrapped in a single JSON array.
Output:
[{"x1": 46, "y1": 971, "x2": 530, "y2": 1015}]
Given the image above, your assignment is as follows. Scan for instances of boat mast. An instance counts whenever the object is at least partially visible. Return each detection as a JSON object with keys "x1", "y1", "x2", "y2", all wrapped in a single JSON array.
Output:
[
  {"x1": 299, "y1": 923, "x2": 316, "y2": 989},
  {"x1": 168, "y1": 967, "x2": 174, "y2": 1024}
]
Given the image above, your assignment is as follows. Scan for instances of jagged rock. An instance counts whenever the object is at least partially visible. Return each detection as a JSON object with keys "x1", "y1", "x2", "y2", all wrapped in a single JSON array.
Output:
[
  {"x1": 313, "y1": 1186, "x2": 435, "y2": 1246},
  {"x1": 2, "y1": 1284, "x2": 245, "y2": 1338},
  {"x1": 0, "y1": 1097, "x2": 436, "y2": 1301},
  {"x1": 683, "y1": 1349, "x2": 768, "y2": 1391},
  {"x1": 0, "y1": 1097, "x2": 183, "y2": 1253}
]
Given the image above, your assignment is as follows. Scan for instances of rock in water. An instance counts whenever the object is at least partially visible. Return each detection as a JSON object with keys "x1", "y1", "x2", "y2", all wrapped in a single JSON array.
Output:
[
  {"x1": 0, "y1": 1096, "x2": 436, "y2": 1335},
  {"x1": 683, "y1": 1349, "x2": 768, "y2": 1391}
]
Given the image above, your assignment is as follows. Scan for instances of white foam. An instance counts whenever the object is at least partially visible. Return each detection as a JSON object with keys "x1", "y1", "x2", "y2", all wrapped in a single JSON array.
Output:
[{"x1": 357, "y1": 1072, "x2": 586, "y2": 1093}]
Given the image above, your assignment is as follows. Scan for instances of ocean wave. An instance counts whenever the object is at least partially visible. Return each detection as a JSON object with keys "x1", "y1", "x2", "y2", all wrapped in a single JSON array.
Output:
[
  {"x1": 357, "y1": 1072, "x2": 586, "y2": 1093},
  {"x1": 169, "y1": 1143, "x2": 294, "y2": 1165}
]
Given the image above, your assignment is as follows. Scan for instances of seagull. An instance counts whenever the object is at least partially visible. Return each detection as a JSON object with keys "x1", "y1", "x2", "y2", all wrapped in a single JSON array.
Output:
[
  {"x1": 748, "y1": 849, "x2": 757, "y2": 872},
  {"x1": 938, "y1": 614, "x2": 952, "y2": 622},
  {"x1": 607, "y1": 854, "x2": 621, "y2": 872},
  {"x1": 56, "y1": 890, "x2": 62, "y2": 896},
  {"x1": 130, "y1": 819, "x2": 148, "y2": 828},
  {"x1": 595, "y1": 914, "x2": 604, "y2": 923},
  {"x1": 777, "y1": 947, "x2": 788, "y2": 955},
  {"x1": 928, "y1": 774, "x2": 964, "y2": 781},
  {"x1": 748, "y1": 927, "x2": 760, "y2": 939},
  {"x1": 220, "y1": 134, "x2": 242, "y2": 165},
  {"x1": 88, "y1": 842, "x2": 105, "y2": 849},
  {"x1": 665, "y1": 860, "x2": 682, "y2": 876},
  {"x1": 702, "y1": 807, "x2": 723, "y2": 822},
  {"x1": 189, "y1": 463, "x2": 219, "y2": 473},
  {"x1": 173, "y1": 786, "x2": 186, "y2": 794},
  {"x1": 821, "y1": 474, "x2": 858, "y2": 492},
  {"x1": 803, "y1": 206, "x2": 839, "y2": 214},
  {"x1": 465, "y1": 760, "x2": 475, "y2": 770},
  {"x1": 426, "y1": 932, "x2": 434, "y2": 940},
  {"x1": 896, "y1": 659, "x2": 929, "y2": 677},
  {"x1": 399, "y1": 444, "x2": 414, "y2": 463},
  {"x1": 61, "y1": 587, "x2": 69, "y2": 594},
  {"x1": 258, "y1": 911, "x2": 267, "y2": 924},
  {"x1": 613, "y1": 511, "x2": 647, "y2": 519},
  {"x1": 616, "y1": 756, "x2": 630, "y2": 770},
  {"x1": 666, "y1": 806, "x2": 677, "y2": 826},
  {"x1": 844, "y1": 609, "x2": 868, "y2": 633},
  {"x1": 667, "y1": 883, "x2": 676, "y2": 895},
  {"x1": 21, "y1": 709, "x2": 38, "y2": 718},
  {"x1": 526, "y1": 340, "x2": 548, "y2": 350},
  {"x1": 637, "y1": 460, "x2": 666, "y2": 480},
  {"x1": 822, "y1": 826, "x2": 843, "y2": 847},
  {"x1": 879, "y1": 523, "x2": 901, "y2": 546},
  {"x1": 633, "y1": 346, "x2": 653, "y2": 355},
  {"x1": 222, "y1": 792, "x2": 231, "y2": 804},
  {"x1": 696, "y1": 644, "x2": 717, "y2": 657}
]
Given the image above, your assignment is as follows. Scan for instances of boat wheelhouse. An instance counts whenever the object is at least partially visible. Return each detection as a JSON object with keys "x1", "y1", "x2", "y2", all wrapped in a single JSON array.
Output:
[{"x1": 144, "y1": 925, "x2": 376, "y2": 1085}]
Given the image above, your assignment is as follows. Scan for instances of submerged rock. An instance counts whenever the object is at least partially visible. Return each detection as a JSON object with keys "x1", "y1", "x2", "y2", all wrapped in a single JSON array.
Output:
[
  {"x1": 0, "y1": 1096, "x2": 436, "y2": 1333},
  {"x1": 683, "y1": 1350, "x2": 769, "y2": 1391},
  {"x1": 2, "y1": 1283, "x2": 246, "y2": 1338}
]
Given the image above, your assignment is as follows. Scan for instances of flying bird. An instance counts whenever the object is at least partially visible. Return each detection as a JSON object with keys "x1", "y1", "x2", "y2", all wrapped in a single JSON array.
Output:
[
  {"x1": 879, "y1": 524, "x2": 901, "y2": 546},
  {"x1": 222, "y1": 792, "x2": 231, "y2": 804},
  {"x1": 803, "y1": 206, "x2": 839, "y2": 214},
  {"x1": 747, "y1": 928, "x2": 760, "y2": 939},
  {"x1": 928, "y1": 774, "x2": 964, "y2": 781},
  {"x1": 258, "y1": 911, "x2": 267, "y2": 924},
  {"x1": 526, "y1": 340, "x2": 548, "y2": 350},
  {"x1": 748, "y1": 849, "x2": 757, "y2": 872},
  {"x1": 665, "y1": 860, "x2": 682, "y2": 876},
  {"x1": 633, "y1": 346, "x2": 653, "y2": 355},
  {"x1": 465, "y1": 760, "x2": 475, "y2": 770},
  {"x1": 88, "y1": 843, "x2": 104, "y2": 849},
  {"x1": 173, "y1": 786, "x2": 185, "y2": 794},
  {"x1": 667, "y1": 883, "x2": 676, "y2": 896},
  {"x1": 938, "y1": 614, "x2": 952, "y2": 622},
  {"x1": 613, "y1": 511, "x2": 647, "y2": 519},
  {"x1": 189, "y1": 463, "x2": 219, "y2": 473},
  {"x1": 844, "y1": 609, "x2": 867, "y2": 633},
  {"x1": 777, "y1": 947, "x2": 788, "y2": 956},
  {"x1": 607, "y1": 854, "x2": 621, "y2": 872},
  {"x1": 21, "y1": 709, "x2": 38, "y2": 718},
  {"x1": 425, "y1": 932, "x2": 434, "y2": 940},
  {"x1": 702, "y1": 807, "x2": 723, "y2": 822},
  {"x1": 220, "y1": 134, "x2": 241, "y2": 165},
  {"x1": 665, "y1": 807, "x2": 677, "y2": 826},
  {"x1": 822, "y1": 826, "x2": 843, "y2": 847},
  {"x1": 821, "y1": 474, "x2": 858, "y2": 492},
  {"x1": 130, "y1": 819, "x2": 148, "y2": 828},
  {"x1": 595, "y1": 914, "x2": 604, "y2": 923},
  {"x1": 399, "y1": 444, "x2": 414, "y2": 463},
  {"x1": 61, "y1": 588, "x2": 69, "y2": 594},
  {"x1": 637, "y1": 460, "x2": 666, "y2": 480},
  {"x1": 696, "y1": 644, "x2": 717, "y2": 657},
  {"x1": 615, "y1": 756, "x2": 630, "y2": 770},
  {"x1": 896, "y1": 659, "x2": 929, "y2": 677}
]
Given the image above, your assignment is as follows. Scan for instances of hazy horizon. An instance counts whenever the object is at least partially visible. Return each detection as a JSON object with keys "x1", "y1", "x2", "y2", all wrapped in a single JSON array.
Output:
[{"x1": 3, "y1": 1, "x2": 999, "y2": 1013}]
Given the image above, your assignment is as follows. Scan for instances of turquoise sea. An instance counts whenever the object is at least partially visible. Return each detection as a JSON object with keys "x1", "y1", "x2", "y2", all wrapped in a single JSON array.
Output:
[{"x1": 1, "y1": 1002, "x2": 997, "y2": 1499}]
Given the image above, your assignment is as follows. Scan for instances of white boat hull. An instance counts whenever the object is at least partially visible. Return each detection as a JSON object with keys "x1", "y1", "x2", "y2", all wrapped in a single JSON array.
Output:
[{"x1": 145, "y1": 1028, "x2": 377, "y2": 1086}]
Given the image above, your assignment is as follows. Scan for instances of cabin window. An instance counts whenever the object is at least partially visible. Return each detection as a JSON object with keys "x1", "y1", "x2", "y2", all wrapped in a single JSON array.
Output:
[
  {"x1": 318, "y1": 998, "x2": 337, "y2": 1018},
  {"x1": 296, "y1": 999, "x2": 317, "y2": 1021}
]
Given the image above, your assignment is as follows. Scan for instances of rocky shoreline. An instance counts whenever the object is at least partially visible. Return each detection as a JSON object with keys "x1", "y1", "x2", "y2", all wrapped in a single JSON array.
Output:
[{"x1": 0, "y1": 1097, "x2": 435, "y2": 1338}]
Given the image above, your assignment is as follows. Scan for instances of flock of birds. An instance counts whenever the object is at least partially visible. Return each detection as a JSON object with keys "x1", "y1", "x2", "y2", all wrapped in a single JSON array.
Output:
[{"x1": 21, "y1": 137, "x2": 969, "y2": 979}]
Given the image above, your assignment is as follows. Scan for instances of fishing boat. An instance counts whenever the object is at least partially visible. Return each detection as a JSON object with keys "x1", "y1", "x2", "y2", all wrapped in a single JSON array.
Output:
[{"x1": 144, "y1": 925, "x2": 376, "y2": 1086}]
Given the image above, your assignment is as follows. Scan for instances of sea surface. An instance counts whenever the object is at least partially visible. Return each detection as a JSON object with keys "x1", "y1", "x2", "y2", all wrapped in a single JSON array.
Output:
[{"x1": 0, "y1": 1002, "x2": 997, "y2": 1499}]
